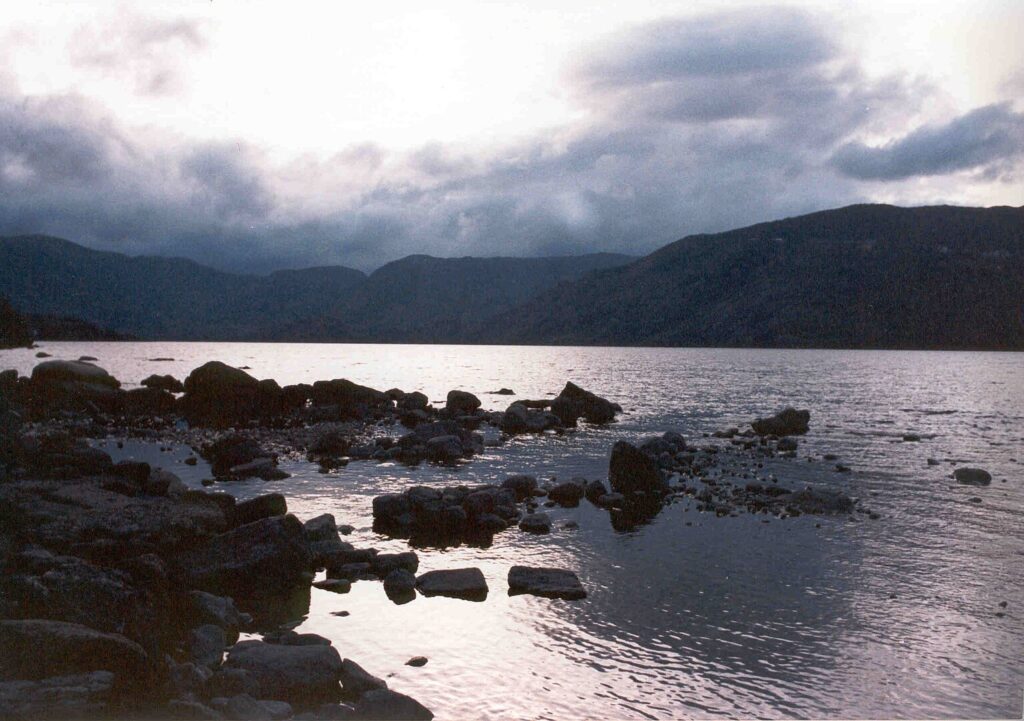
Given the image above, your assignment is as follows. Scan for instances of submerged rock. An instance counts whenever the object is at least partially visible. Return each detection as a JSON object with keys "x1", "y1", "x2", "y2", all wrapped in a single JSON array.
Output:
[{"x1": 352, "y1": 688, "x2": 433, "y2": 720}]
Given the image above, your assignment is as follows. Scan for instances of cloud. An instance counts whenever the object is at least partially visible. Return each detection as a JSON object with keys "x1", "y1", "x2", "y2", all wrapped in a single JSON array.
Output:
[
  {"x1": 832, "y1": 102, "x2": 1024, "y2": 180},
  {"x1": 68, "y1": 13, "x2": 206, "y2": 95},
  {"x1": 0, "y1": 7, "x2": 1020, "y2": 274}
]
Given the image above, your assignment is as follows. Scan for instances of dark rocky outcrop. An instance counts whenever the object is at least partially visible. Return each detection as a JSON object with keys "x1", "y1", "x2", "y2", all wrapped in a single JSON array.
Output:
[
  {"x1": 443, "y1": 390, "x2": 480, "y2": 417},
  {"x1": 751, "y1": 408, "x2": 811, "y2": 436},
  {"x1": 223, "y1": 640, "x2": 343, "y2": 707},
  {"x1": 181, "y1": 362, "x2": 262, "y2": 427},
  {"x1": 550, "y1": 382, "x2": 620, "y2": 426},
  {"x1": 608, "y1": 441, "x2": 667, "y2": 496},
  {"x1": 372, "y1": 484, "x2": 519, "y2": 543},
  {"x1": 140, "y1": 374, "x2": 184, "y2": 393}
]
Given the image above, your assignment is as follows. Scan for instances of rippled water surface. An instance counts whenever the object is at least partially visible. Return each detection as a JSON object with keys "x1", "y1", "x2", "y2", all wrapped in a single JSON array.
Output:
[{"x1": 4, "y1": 343, "x2": 1023, "y2": 719}]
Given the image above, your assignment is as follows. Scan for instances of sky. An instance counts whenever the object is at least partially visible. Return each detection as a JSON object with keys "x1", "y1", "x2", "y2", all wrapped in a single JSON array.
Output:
[{"x1": 0, "y1": 0, "x2": 1022, "y2": 273}]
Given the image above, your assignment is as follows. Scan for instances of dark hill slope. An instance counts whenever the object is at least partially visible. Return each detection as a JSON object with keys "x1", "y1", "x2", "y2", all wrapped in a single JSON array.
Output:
[{"x1": 479, "y1": 204, "x2": 1024, "y2": 349}]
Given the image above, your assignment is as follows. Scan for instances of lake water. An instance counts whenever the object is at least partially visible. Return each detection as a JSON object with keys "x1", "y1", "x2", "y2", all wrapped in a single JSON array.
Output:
[{"x1": 3, "y1": 342, "x2": 1023, "y2": 719}]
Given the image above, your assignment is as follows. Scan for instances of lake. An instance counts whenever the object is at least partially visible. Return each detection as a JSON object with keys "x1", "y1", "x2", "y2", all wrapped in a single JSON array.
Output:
[{"x1": 3, "y1": 342, "x2": 1022, "y2": 719}]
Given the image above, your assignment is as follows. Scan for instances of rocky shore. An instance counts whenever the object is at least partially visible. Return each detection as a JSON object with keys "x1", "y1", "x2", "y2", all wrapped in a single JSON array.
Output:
[{"x1": 0, "y1": 356, "x2": 952, "y2": 719}]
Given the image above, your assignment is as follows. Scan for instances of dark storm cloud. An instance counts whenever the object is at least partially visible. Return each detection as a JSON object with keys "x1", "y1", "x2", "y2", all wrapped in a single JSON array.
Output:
[
  {"x1": 0, "y1": 7, "x2": 1020, "y2": 273},
  {"x1": 831, "y1": 102, "x2": 1024, "y2": 180}
]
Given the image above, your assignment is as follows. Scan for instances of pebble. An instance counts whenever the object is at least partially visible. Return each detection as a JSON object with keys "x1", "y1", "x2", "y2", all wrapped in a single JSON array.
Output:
[
  {"x1": 330, "y1": 611, "x2": 350, "y2": 617},
  {"x1": 405, "y1": 657, "x2": 428, "y2": 667}
]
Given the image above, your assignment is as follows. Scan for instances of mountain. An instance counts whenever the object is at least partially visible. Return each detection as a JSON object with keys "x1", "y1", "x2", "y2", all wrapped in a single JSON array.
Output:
[
  {"x1": 25, "y1": 314, "x2": 136, "y2": 341},
  {"x1": 478, "y1": 204, "x2": 1024, "y2": 349},
  {"x1": 0, "y1": 235, "x2": 632, "y2": 341},
  {"x1": 0, "y1": 236, "x2": 366, "y2": 340},
  {"x1": 267, "y1": 253, "x2": 637, "y2": 342},
  {"x1": 0, "y1": 296, "x2": 32, "y2": 349}
]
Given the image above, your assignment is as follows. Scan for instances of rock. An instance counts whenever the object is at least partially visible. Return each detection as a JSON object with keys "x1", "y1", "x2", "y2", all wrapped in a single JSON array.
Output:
[
  {"x1": 204, "y1": 434, "x2": 268, "y2": 477},
  {"x1": 608, "y1": 441, "x2": 666, "y2": 495},
  {"x1": 415, "y1": 568, "x2": 488, "y2": 601},
  {"x1": 372, "y1": 552, "x2": 419, "y2": 576},
  {"x1": 223, "y1": 693, "x2": 273, "y2": 721},
  {"x1": 548, "y1": 480, "x2": 585, "y2": 507},
  {"x1": 339, "y1": 659, "x2": 387, "y2": 698},
  {"x1": 182, "y1": 362, "x2": 262, "y2": 427},
  {"x1": 954, "y1": 467, "x2": 992, "y2": 486},
  {"x1": 180, "y1": 514, "x2": 313, "y2": 593},
  {"x1": 751, "y1": 407, "x2": 810, "y2": 436},
  {"x1": 258, "y1": 700, "x2": 294, "y2": 721},
  {"x1": 124, "y1": 387, "x2": 177, "y2": 416},
  {"x1": 189, "y1": 624, "x2": 227, "y2": 668},
  {"x1": 776, "y1": 437, "x2": 798, "y2": 452},
  {"x1": 383, "y1": 569, "x2": 416, "y2": 598},
  {"x1": 140, "y1": 374, "x2": 184, "y2": 393},
  {"x1": 902, "y1": 433, "x2": 921, "y2": 442},
  {"x1": 167, "y1": 698, "x2": 225, "y2": 719},
  {"x1": 782, "y1": 488, "x2": 854, "y2": 514},
  {"x1": 492, "y1": 388, "x2": 515, "y2": 395},
  {"x1": 405, "y1": 657, "x2": 427, "y2": 667},
  {"x1": 28, "y1": 360, "x2": 124, "y2": 416},
  {"x1": 0, "y1": 671, "x2": 115, "y2": 719},
  {"x1": 35, "y1": 351, "x2": 51, "y2": 358},
  {"x1": 0, "y1": 620, "x2": 148, "y2": 684},
  {"x1": 313, "y1": 579, "x2": 352, "y2": 594},
  {"x1": 508, "y1": 566, "x2": 587, "y2": 600},
  {"x1": 584, "y1": 479, "x2": 608, "y2": 502},
  {"x1": 596, "y1": 492, "x2": 625, "y2": 508},
  {"x1": 305, "y1": 514, "x2": 346, "y2": 563},
  {"x1": 500, "y1": 402, "x2": 560, "y2": 434},
  {"x1": 223, "y1": 640, "x2": 343, "y2": 706},
  {"x1": 444, "y1": 390, "x2": 480, "y2": 416},
  {"x1": 190, "y1": 591, "x2": 243, "y2": 644},
  {"x1": 518, "y1": 513, "x2": 551, "y2": 534},
  {"x1": 549, "y1": 381, "x2": 618, "y2": 426},
  {"x1": 31, "y1": 360, "x2": 120, "y2": 389},
  {"x1": 208, "y1": 667, "x2": 261, "y2": 699},
  {"x1": 397, "y1": 391, "x2": 429, "y2": 412},
  {"x1": 424, "y1": 435, "x2": 463, "y2": 463},
  {"x1": 352, "y1": 689, "x2": 433, "y2": 721},
  {"x1": 111, "y1": 459, "x2": 151, "y2": 484},
  {"x1": 501, "y1": 474, "x2": 538, "y2": 501},
  {"x1": 310, "y1": 379, "x2": 390, "y2": 420},
  {"x1": 234, "y1": 493, "x2": 288, "y2": 525},
  {"x1": 229, "y1": 458, "x2": 285, "y2": 481}
]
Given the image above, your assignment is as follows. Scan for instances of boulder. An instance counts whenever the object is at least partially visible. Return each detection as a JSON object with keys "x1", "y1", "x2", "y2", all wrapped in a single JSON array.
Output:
[
  {"x1": 234, "y1": 494, "x2": 288, "y2": 526},
  {"x1": 415, "y1": 568, "x2": 488, "y2": 601},
  {"x1": 548, "y1": 480, "x2": 585, "y2": 507},
  {"x1": 223, "y1": 640, "x2": 343, "y2": 706},
  {"x1": 397, "y1": 391, "x2": 429, "y2": 411},
  {"x1": 189, "y1": 624, "x2": 227, "y2": 669},
  {"x1": 0, "y1": 620, "x2": 148, "y2": 684},
  {"x1": 203, "y1": 434, "x2": 268, "y2": 477},
  {"x1": 518, "y1": 513, "x2": 551, "y2": 534},
  {"x1": 550, "y1": 381, "x2": 618, "y2": 426},
  {"x1": 383, "y1": 569, "x2": 416, "y2": 598},
  {"x1": 180, "y1": 514, "x2": 313, "y2": 593},
  {"x1": 751, "y1": 407, "x2": 810, "y2": 436},
  {"x1": 0, "y1": 671, "x2": 115, "y2": 719},
  {"x1": 338, "y1": 659, "x2": 387, "y2": 698},
  {"x1": 310, "y1": 379, "x2": 390, "y2": 420},
  {"x1": 371, "y1": 552, "x2": 419, "y2": 576},
  {"x1": 781, "y1": 488, "x2": 854, "y2": 514},
  {"x1": 425, "y1": 435, "x2": 463, "y2": 464},
  {"x1": 954, "y1": 467, "x2": 992, "y2": 486},
  {"x1": 501, "y1": 474, "x2": 538, "y2": 501},
  {"x1": 31, "y1": 360, "x2": 120, "y2": 389},
  {"x1": 124, "y1": 387, "x2": 177, "y2": 416},
  {"x1": 608, "y1": 441, "x2": 666, "y2": 495},
  {"x1": 584, "y1": 480, "x2": 608, "y2": 503},
  {"x1": 352, "y1": 689, "x2": 433, "y2": 720},
  {"x1": 500, "y1": 403, "x2": 560, "y2": 434},
  {"x1": 182, "y1": 362, "x2": 261, "y2": 427},
  {"x1": 189, "y1": 591, "x2": 244, "y2": 644},
  {"x1": 508, "y1": 566, "x2": 587, "y2": 600},
  {"x1": 444, "y1": 390, "x2": 480, "y2": 416},
  {"x1": 28, "y1": 361, "x2": 124, "y2": 416},
  {"x1": 140, "y1": 374, "x2": 184, "y2": 393}
]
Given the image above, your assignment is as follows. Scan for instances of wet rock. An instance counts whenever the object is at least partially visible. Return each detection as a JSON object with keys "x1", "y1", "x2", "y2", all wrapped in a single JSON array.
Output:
[
  {"x1": 305, "y1": 514, "x2": 346, "y2": 564},
  {"x1": 415, "y1": 569, "x2": 488, "y2": 601},
  {"x1": 751, "y1": 407, "x2": 810, "y2": 436},
  {"x1": 310, "y1": 379, "x2": 390, "y2": 420},
  {"x1": 424, "y1": 435, "x2": 463, "y2": 463},
  {"x1": 781, "y1": 488, "x2": 854, "y2": 515},
  {"x1": 501, "y1": 474, "x2": 538, "y2": 501},
  {"x1": 339, "y1": 659, "x2": 387, "y2": 699},
  {"x1": 608, "y1": 441, "x2": 666, "y2": 496},
  {"x1": 518, "y1": 513, "x2": 551, "y2": 534},
  {"x1": 203, "y1": 434, "x2": 268, "y2": 477},
  {"x1": 372, "y1": 552, "x2": 419, "y2": 577},
  {"x1": 491, "y1": 388, "x2": 515, "y2": 395},
  {"x1": 550, "y1": 381, "x2": 619, "y2": 426},
  {"x1": 596, "y1": 492, "x2": 625, "y2": 508},
  {"x1": 508, "y1": 566, "x2": 587, "y2": 600},
  {"x1": 141, "y1": 374, "x2": 184, "y2": 393},
  {"x1": 397, "y1": 391, "x2": 429, "y2": 412},
  {"x1": 953, "y1": 467, "x2": 992, "y2": 486},
  {"x1": 902, "y1": 433, "x2": 921, "y2": 442},
  {"x1": 548, "y1": 479, "x2": 585, "y2": 507},
  {"x1": 166, "y1": 698, "x2": 224, "y2": 719},
  {"x1": 234, "y1": 493, "x2": 288, "y2": 526},
  {"x1": 500, "y1": 402, "x2": 560, "y2": 434},
  {"x1": 584, "y1": 479, "x2": 609, "y2": 503},
  {"x1": 124, "y1": 386, "x2": 177, "y2": 416},
  {"x1": 222, "y1": 693, "x2": 273, "y2": 721},
  {"x1": 313, "y1": 579, "x2": 352, "y2": 594},
  {"x1": 224, "y1": 640, "x2": 343, "y2": 706},
  {"x1": 352, "y1": 689, "x2": 433, "y2": 721},
  {"x1": 444, "y1": 390, "x2": 480, "y2": 417},
  {"x1": 180, "y1": 514, "x2": 313, "y2": 594},
  {"x1": 776, "y1": 437, "x2": 798, "y2": 452},
  {"x1": 383, "y1": 569, "x2": 416, "y2": 600},
  {"x1": 405, "y1": 657, "x2": 427, "y2": 667}
]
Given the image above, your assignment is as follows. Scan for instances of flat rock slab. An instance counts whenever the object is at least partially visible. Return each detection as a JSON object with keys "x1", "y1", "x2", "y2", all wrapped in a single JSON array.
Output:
[
  {"x1": 508, "y1": 566, "x2": 587, "y2": 600},
  {"x1": 415, "y1": 568, "x2": 488, "y2": 601}
]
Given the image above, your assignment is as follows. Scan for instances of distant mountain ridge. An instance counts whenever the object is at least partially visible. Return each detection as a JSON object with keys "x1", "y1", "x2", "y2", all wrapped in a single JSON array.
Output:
[
  {"x1": 0, "y1": 235, "x2": 633, "y2": 341},
  {"x1": 475, "y1": 204, "x2": 1024, "y2": 350},
  {"x1": 2, "y1": 204, "x2": 1021, "y2": 349}
]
